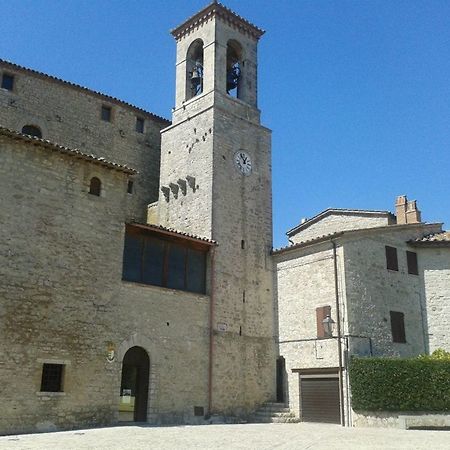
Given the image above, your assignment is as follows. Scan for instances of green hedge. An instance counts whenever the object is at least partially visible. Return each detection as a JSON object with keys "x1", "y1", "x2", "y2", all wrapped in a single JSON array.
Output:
[{"x1": 349, "y1": 355, "x2": 450, "y2": 412}]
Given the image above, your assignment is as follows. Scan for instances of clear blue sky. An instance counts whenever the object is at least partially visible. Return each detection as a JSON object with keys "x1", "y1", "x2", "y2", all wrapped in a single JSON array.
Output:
[{"x1": 2, "y1": 1, "x2": 449, "y2": 247}]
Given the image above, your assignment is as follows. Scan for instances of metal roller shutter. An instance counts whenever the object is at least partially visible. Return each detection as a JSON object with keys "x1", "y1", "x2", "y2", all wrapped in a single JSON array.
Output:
[{"x1": 300, "y1": 377, "x2": 340, "y2": 424}]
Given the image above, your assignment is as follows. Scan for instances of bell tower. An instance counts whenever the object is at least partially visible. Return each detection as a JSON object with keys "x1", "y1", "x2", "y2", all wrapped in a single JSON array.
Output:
[{"x1": 156, "y1": 1, "x2": 276, "y2": 415}]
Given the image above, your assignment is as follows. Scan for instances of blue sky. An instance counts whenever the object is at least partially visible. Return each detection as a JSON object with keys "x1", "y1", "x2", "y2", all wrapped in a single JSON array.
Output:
[{"x1": 1, "y1": 0, "x2": 449, "y2": 247}]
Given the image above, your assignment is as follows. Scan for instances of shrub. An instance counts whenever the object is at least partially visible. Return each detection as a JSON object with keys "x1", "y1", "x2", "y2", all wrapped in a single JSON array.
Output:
[{"x1": 349, "y1": 356, "x2": 450, "y2": 411}]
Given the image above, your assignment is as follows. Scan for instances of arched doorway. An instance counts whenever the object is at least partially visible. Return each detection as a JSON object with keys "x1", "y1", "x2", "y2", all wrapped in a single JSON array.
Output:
[{"x1": 119, "y1": 346, "x2": 150, "y2": 422}]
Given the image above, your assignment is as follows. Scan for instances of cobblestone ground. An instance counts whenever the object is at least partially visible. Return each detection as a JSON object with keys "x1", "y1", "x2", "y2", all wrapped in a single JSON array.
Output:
[{"x1": 1, "y1": 423, "x2": 448, "y2": 450}]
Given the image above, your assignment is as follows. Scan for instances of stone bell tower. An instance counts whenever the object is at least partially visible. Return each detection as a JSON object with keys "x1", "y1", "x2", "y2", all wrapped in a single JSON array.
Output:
[{"x1": 156, "y1": 1, "x2": 276, "y2": 415}]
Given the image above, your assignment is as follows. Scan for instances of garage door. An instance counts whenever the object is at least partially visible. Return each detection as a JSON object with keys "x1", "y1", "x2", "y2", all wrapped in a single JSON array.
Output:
[{"x1": 300, "y1": 377, "x2": 340, "y2": 424}]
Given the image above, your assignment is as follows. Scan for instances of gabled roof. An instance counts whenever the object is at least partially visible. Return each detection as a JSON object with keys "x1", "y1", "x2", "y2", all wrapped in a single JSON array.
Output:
[
  {"x1": 129, "y1": 221, "x2": 217, "y2": 247},
  {"x1": 171, "y1": 1, "x2": 264, "y2": 41},
  {"x1": 273, "y1": 222, "x2": 443, "y2": 256},
  {"x1": 409, "y1": 231, "x2": 450, "y2": 247},
  {"x1": 0, "y1": 126, "x2": 137, "y2": 175},
  {"x1": 286, "y1": 208, "x2": 395, "y2": 237},
  {"x1": 0, "y1": 59, "x2": 170, "y2": 125}
]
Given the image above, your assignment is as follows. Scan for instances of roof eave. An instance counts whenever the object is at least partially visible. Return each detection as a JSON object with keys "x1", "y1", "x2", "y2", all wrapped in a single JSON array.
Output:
[{"x1": 170, "y1": 2, "x2": 264, "y2": 41}]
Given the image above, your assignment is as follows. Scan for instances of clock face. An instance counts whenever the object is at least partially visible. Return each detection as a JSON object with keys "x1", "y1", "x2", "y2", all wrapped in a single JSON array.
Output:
[{"x1": 234, "y1": 151, "x2": 252, "y2": 176}]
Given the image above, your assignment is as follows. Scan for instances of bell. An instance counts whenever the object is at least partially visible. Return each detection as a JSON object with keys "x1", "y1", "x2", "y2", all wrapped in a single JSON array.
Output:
[{"x1": 191, "y1": 70, "x2": 202, "y2": 87}]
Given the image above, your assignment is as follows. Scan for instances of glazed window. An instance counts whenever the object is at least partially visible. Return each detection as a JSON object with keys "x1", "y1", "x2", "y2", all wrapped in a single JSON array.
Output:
[
  {"x1": 21, "y1": 125, "x2": 42, "y2": 138},
  {"x1": 40, "y1": 363, "x2": 64, "y2": 392},
  {"x1": 1, "y1": 73, "x2": 14, "y2": 91},
  {"x1": 122, "y1": 225, "x2": 208, "y2": 294},
  {"x1": 89, "y1": 177, "x2": 101, "y2": 196},
  {"x1": 385, "y1": 246, "x2": 398, "y2": 271},
  {"x1": 136, "y1": 117, "x2": 144, "y2": 133},
  {"x1": 101, "y1": 105, "x2": 112, "y2": 122}
]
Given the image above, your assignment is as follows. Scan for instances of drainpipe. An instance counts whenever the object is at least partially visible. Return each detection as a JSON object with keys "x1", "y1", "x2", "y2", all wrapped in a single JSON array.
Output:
[
  {"x1": 331, "y1": 239, "x2": 345, "y2": 427},
  {"x1": 207, "y1": 247, "x2": 216, "y2": 417}
]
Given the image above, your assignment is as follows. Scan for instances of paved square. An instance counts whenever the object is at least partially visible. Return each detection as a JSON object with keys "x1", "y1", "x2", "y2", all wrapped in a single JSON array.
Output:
[{"x1": 1, "y1": 423, "x2": 448, "y2": 449}]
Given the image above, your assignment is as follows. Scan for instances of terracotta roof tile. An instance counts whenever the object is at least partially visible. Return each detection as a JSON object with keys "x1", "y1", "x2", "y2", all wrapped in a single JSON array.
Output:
[
  {"x1": 409, "y1": 231, "x2": 450, "y2": 246},
  {"x1": 130, "y1": 221, "x2": 217, "y2": 245},
  {"x1": 0, "y1": 126, "x2": 137, "y2": 175}
]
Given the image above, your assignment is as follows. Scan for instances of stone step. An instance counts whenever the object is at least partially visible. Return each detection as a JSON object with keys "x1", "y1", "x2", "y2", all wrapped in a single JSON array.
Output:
[
  {"x1": 254, "y1": 411, "x2": 295, "y2": 418},
  {"x1": 249, "y1": 416, "x2": 299, "y2": 424},
  {"x1": 257, "y1": 407, "x2": 291, "y2": 414}
]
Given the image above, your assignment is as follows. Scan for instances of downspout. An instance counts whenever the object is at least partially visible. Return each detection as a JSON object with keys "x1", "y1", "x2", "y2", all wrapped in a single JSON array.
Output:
[
  {"x1": 207, "y1": 246, "x2": 216, "y2": 417},
  {"x1": 331, "y1": 239, "x2": 345, "y2": 427}
]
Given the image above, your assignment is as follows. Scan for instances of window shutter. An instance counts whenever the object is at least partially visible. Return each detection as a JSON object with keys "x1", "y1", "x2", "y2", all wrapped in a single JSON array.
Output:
[
  {"x1": 407, "y1": 251, "x2": 418, "y2": 275},
  {"x1": 316, "y1": 305, "x2": 331, "y2": 338},
  {"x1": 385, "y1": 246, "x2": 398, "y2": 271},
  {"x1": 390, "y1": 311, "x2": 406, "y2": 343}
]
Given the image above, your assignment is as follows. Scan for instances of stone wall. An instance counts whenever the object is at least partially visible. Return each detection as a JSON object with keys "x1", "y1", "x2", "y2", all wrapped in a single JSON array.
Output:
[
  {"x1": 274, "y1": 241, "x2": 347, "y2": 419},
  {"x1": 289, "y1": 212, "x2": 392, "y2": 244},
  {"x1": 419, "y1": 247, "x2": 450, "y2": 352},
  {"x1": 0, "y1": 136, "x2": 212, "y2": 434},
  {"x1": 343, "y1": 226, "x2": 441, "y2": 358},
  {"x1": 0, "y1": 61, "x2": 169, "y2": 222},
  {"x1": 352, "y1": 410, "x2": 450, "y2": 429}
]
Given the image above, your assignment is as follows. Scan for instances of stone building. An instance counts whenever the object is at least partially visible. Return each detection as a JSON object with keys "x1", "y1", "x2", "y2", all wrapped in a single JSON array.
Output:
[
  {"x1": 273, "y1": 196, "x2": 450, "y2": 426},
  {"x1": 1, "y1": 1, "x2": 449, "y2": 436},
  {"x1": 0, "y1": 2, "x2": 275, "y2": 435}
]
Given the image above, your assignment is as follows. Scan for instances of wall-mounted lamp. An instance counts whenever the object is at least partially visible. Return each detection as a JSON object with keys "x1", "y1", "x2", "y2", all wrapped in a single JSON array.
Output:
[{"x1": 322, "y1": 315, "x2": 336, "y2": 338}]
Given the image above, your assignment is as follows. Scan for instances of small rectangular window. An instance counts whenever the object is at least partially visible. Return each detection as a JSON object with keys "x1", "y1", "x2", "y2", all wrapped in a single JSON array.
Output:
[
  {"x1": 40, "y1": 363, "x2": 64, "y2": 392},
  {"x1": 390, "y1": 311, "x2": 406, "y2": 343},
  {"x1": 127, "y1": 180, "x2": 134, "y2": 194},
  {"x1": 1, "y1": 73, "x2": 14, "y2": 91},
  {"x1": 101, "y1": 105, "x2": 112, "y2": 122},
  {"x1": 316, "y1": 305, "x2": 331, "y2": 339},
  {"x1": 385, "y1": 246, "x2": 398, "y2": 271},
  {"x1": 136, "y1": 117, "x2": 144, "y2": 133},
  {"x1": 407, "y1": 251, "x2": 418, "y2": 275}
]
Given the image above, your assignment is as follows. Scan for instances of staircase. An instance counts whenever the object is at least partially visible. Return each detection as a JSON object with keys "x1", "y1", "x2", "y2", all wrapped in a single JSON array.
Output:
[{"x1": 248, "y1": 402, "x2": 299, "y2": 423}]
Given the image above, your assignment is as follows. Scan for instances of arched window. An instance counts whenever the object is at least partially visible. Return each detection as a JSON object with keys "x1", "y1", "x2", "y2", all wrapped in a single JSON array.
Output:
[
  {"x1": 89, "y1": 177, "x2": 101, "y2": 196},
  {"x1": 186, "y1": 39, "x2": 204, "y2": 100},
  {"x1": 226, "y1": 40, "x2": 243, "y2": 98},
  {"x1": 21, "y1": 125, "x2": 42, "y2": 138}
]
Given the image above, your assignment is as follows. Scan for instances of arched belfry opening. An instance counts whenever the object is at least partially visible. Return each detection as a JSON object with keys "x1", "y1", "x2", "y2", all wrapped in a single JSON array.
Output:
[
  {"x1": 186, "y1": 39, "x2": 204, "y2": 100},
  {"x1": 119, "y1": 346, "x2": 150, "y2": 422},
  {"x1": 226, "y1": 40, "x2": 243, "y2": 98}
]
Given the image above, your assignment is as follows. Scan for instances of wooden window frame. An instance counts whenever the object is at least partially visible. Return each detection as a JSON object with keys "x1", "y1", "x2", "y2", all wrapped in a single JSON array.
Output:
[
  {"x1": 385, "y1": 246, "x2": 398, "y2": 271},
  {"x1": 122, "y1": 225, "x2": 208, "y2": 294}
]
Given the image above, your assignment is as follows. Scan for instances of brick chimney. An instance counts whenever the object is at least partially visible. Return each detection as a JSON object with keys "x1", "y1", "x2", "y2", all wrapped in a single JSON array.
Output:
[
  {"x1": 406, "y1": 199, "x2": 421, "y2": 223},
  {"x1": 395, "y1": 195, "x2": 407, "y2": 224},
  {"x1": 395, "y1": 195, "x2": 421, "y2": 224}
]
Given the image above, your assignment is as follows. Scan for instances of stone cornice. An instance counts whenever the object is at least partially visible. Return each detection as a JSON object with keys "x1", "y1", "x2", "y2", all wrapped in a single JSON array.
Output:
[{"x1": 170, "y1": 2, "x2": 264, "y2": 41}]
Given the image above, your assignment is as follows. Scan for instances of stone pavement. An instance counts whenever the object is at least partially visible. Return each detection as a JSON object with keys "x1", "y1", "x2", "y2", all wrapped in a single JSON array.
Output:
[{"x1": 1, "y1": 423, "x2": 448, "y2": 449}]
